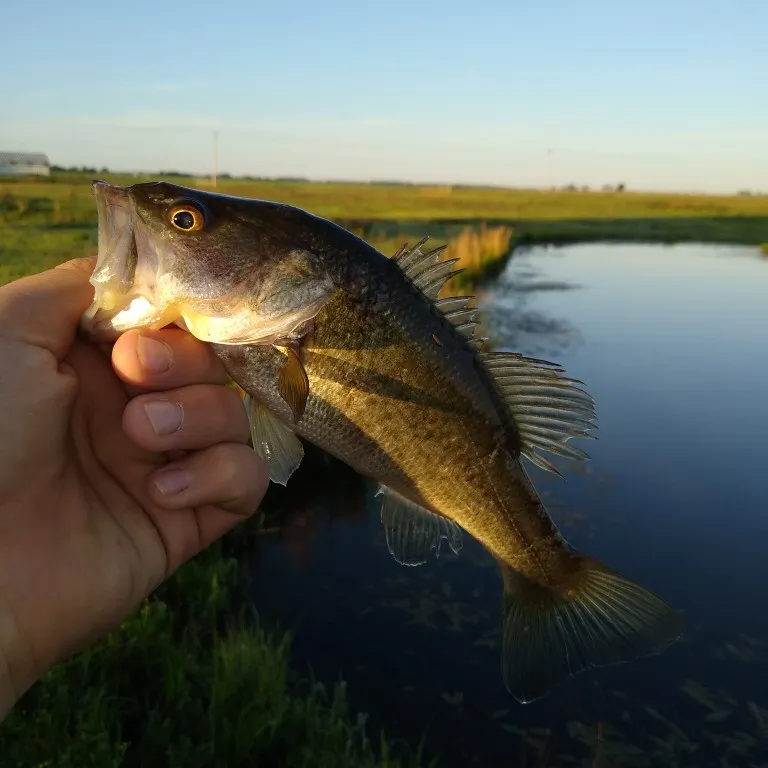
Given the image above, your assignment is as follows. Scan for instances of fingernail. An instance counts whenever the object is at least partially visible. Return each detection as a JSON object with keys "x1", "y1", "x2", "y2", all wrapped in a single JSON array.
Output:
[
  {"x1": 144, "y1": 400, "x2": 184, "y2": 436},
  {"x1": 153, "y1": 467, "x2": 190, "y2": 495},
  {"x1": 137, "y1": 336, "x2": 173, "y2": 374}
]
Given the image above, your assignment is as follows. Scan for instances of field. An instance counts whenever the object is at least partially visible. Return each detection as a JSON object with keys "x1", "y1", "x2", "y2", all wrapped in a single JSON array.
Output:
[
  {"x1": 1, "y1": 172, "x2": 767, "y2": 766},
  {"x1": 2, "y1": 172, "x2": 767, "y2": 286}
]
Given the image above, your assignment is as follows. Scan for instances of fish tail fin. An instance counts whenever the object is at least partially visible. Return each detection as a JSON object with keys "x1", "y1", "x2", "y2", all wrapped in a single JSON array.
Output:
[{"x1": 499, "y1": 554, "x2": 684, "y2": 703}]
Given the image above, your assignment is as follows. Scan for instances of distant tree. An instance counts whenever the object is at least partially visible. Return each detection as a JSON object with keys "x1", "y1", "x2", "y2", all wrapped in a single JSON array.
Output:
[{"x1": 616, "y1": 182, "x2": 626, "y2": 192}]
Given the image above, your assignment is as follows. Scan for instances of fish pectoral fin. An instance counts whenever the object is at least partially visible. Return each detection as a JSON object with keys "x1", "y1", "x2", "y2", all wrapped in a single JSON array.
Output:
[
  {"x1": 498, "y1": 555, "x2": 684, "y2": 704},
  {"x1": 377, "y1": 485, "x2": 463, "y2": 566},
  {"x1": 277, "y1": 346, "x2": 309, "y2": 422},
  {"x1": 480, "y1": 352, "x2": 598, "y2": 477},
  {"x1": 244, "y1": 394, "x2": 304, "y2": 486}
]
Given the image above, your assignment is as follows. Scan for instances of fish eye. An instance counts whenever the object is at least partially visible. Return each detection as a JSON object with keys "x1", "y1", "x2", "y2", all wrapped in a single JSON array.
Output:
[{"x1": 169, "y1": 203, "x2": 205, "y2": 232}]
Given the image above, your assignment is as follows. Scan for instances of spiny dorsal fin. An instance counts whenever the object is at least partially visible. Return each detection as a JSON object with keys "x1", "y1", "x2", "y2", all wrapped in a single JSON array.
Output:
[
  {"x1": 392, "y1": 238, "x2": 462, "y2": 299},
  {"x1": 391, "y1": 241, "x2": 593, "y2": 474},
  {"x1": 480, "y1": 352, "x2": 597, "y2": 477},
  {"x1": 391, "y1": 241, "x2": 482, "y2": 337},
  {"x1": 393, "y1": 238, "x2": 438, "y2": 274},
  {"x1": 434, "y1": 295, "x2": 473, "y2": 313}
]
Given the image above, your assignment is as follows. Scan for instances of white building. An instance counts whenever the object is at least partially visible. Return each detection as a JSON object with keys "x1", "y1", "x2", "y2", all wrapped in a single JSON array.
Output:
[{"x1": 0, "y1": 152, "x2": 51, "y2": 176}]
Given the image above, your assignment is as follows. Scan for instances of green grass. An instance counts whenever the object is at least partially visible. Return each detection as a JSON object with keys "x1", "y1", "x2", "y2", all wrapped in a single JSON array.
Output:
[
  {"x1": 2, "y1": 172, "x2": 767, "y2": 290},
  {"x1": 0, "y1": 536, "x2": 431, "y2": 768},
  {"x1": 5, "y1": 171, "x2": 766, "y2": 221}
]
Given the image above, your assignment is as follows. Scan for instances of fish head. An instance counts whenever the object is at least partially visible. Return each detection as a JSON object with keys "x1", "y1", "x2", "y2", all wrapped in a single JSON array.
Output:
[{"x1": 80, "y1": 180, "x2": 336, "y2": 344}]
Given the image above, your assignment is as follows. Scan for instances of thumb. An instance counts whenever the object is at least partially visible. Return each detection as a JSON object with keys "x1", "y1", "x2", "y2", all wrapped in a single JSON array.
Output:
[{"x1": 0, "y1": 258, "x2": 96, "y2": 360}]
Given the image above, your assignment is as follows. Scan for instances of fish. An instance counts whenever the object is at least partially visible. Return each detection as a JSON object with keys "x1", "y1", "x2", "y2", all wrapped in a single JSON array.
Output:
[{"x1": 80, "y1": 180, "x2": 684, "y2": 703}]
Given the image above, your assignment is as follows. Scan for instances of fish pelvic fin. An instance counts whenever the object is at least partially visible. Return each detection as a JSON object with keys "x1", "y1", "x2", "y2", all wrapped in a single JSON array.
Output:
[
  {"x1": 243, "y1": 394, "x2": 304, "y2": 486},
  {"x1": 378, "y1": 485, "x2": 463, "y2": 566},
  {"x1": 498, "y1": 555, "x2": 684, "y2": 704}
]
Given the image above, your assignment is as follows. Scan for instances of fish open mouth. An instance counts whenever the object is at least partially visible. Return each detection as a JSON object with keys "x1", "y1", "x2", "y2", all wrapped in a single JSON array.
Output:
[
  {"x1": 80, "y1": 181, "x2": 176, "y2": 342},
  {"x1": 79, "y1": 179, "x2": 338, "y2": 348}
]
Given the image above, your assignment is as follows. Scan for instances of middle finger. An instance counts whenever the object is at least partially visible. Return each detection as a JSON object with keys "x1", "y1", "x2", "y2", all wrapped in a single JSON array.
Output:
[{"x1": 123, "y1": 383, "x2": 250, "y2": 453}]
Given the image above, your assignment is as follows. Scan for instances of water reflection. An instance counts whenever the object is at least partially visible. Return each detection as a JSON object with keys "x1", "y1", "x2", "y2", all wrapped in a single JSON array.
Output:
[
  {"x1": 480, "y1": 255, "x2": 585, "y2": 356},
  {"x1": 245, "y1": 243, "x2": 768, "y2": 767}
]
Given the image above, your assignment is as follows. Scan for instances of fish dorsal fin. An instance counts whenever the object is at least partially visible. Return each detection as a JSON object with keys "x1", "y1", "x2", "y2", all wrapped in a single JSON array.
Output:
[
  {"x1": 391, "y1": 239, "x2": 490, "y2": 344},
  {"x1": 243, "y1": 394, "x2": 304, "y2": 486},
  {"x1": 391, "y1": 240, "x2": 593, "y2": 475},
  {"x1": 392, "y1": 238, "x2": 464, "y2": 301},
  {"x1": 377, "y1": 485, "x2": 463, "y2": 566},
  {"x1": 480, "y1": 352, "x2": 597, "y2": 477}
]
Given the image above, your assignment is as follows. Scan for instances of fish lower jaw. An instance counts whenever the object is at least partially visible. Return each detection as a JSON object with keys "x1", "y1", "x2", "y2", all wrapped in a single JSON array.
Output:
[{"x1": 80, "y1": 293, "x2": 179, "y2": 341}]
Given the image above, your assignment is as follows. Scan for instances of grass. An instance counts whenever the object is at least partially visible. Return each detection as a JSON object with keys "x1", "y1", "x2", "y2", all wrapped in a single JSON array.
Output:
[
  {"x1": 0, "y1": 535, "x2": 431, "y2": 768},
  {"x1": 2, "y1": 171, "x2": 767, "y2": 289},
  {"x1": 6, "y1": 171, "x2": 767, "y2": 221}
]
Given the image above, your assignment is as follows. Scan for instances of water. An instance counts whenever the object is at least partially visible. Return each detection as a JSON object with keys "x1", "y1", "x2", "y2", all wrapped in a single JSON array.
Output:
[{"x1": 248, "y1": 243, "x2": 768, "y2": 767}]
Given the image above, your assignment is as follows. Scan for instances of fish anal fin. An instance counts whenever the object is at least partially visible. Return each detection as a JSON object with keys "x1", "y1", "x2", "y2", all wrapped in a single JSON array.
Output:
[
  {"x1": 378, "y1": 485, "x2": 463, "y2": 566},
  {"x1": 480, "y1": 352, "x2": 598, "y2": 476},
  {"x1": 277, "y1": 346, "x2": 309, "y2": 422},
  {"x1": 499, "y1": 555, "x2": 684, "y2": 704},
  {"x1": 243, "y1": 394, "x2": 304, "y2": 486}
]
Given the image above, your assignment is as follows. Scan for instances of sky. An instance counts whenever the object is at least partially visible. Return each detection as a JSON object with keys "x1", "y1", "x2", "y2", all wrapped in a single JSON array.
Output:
[{"x1": 1, "y1": 0, "x2": 766, "y2": 193}]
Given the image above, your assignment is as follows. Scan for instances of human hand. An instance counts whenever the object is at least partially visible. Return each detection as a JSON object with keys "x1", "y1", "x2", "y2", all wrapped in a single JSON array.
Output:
[{"x1": 0, "y1": 258, "x2": 269, "y2": 718}]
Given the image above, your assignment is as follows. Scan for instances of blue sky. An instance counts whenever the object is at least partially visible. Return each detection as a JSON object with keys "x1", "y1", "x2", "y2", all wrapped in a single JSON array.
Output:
[{"x1": 1, "y1": 0, "x2": 765, "y2": 192}]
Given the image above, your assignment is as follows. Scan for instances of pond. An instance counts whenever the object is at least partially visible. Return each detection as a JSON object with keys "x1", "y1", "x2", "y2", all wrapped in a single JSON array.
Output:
[{"x1": 247, "y1": 242, "x2": 768, "y2": 767}]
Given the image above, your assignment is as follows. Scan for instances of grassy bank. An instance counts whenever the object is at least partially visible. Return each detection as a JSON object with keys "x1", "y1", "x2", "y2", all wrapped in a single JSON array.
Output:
[{"x1": 0, "y1": 531, "x2": 431, "y2": 768}]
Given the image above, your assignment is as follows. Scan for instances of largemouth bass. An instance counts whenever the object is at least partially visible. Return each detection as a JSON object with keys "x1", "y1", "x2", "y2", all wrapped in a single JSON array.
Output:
[{"x1": 80, "y1": 180, "x2": 684, "y2": 703}]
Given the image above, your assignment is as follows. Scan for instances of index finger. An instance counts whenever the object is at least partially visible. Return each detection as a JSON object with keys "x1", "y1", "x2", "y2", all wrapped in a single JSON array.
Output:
[
  {"x1": 112, "y1": 327, "x2": 229, "y2": 392},
  {"x1": 0, "y1": 258, "x2": 95, "y2": 360}
]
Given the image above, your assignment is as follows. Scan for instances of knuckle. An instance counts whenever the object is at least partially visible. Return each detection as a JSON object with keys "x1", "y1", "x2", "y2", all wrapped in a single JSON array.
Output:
[
  {"x1": 222, "y1": 388, "x2": 250, "y2": 441},
  {"x1": 211, "y1": 444, "x2": 242, "y2": 493}
]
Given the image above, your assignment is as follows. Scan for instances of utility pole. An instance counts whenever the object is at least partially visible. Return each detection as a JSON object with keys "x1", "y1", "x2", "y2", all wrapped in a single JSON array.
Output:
[{"x1": 212, "y1": 131, "x2": 218, "y2": 189}]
